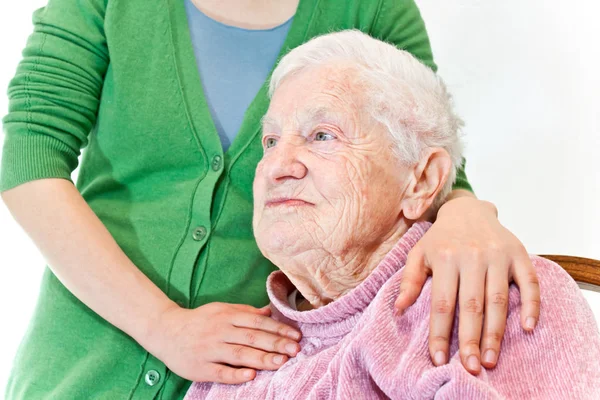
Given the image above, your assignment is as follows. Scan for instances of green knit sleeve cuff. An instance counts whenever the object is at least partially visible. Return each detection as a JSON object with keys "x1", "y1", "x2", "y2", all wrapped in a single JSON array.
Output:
[
  {"x1": 0, "y1": 131, "x2": 78, "y2": 192},
  {"x1": 452, "y1": 158, "x2": 474, "y2": 194}
]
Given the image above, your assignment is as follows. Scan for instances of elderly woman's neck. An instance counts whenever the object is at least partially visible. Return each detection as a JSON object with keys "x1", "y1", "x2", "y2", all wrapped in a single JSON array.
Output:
[{"x1": 283, "y1": 222, "x2": 411, "y2": 309}]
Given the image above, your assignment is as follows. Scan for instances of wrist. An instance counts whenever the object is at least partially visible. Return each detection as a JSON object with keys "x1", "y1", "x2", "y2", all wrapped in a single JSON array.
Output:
[
  {"x1": 438, "y1": 196, "x2": 498, "y2": 219},
  {"x1": 135, "y1": 297, "x2": 181, "y2": 356}
]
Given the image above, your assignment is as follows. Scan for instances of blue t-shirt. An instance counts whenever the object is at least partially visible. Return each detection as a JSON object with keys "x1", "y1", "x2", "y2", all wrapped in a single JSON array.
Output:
[{"x1": 184, "y1": 0, "x2": 293, "y2": 151}]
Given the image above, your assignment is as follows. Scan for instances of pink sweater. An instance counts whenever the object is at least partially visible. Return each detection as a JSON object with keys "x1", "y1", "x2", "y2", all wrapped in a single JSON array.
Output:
[{"x1": 185, "y1": 222, "x2": 600, "y2": 399}]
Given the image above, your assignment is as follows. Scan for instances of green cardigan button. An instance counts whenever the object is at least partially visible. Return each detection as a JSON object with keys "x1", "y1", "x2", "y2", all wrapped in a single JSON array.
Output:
[
  {"x1": 192, "y1": 226, "x2": 207, "y2": 241},
  {"x1": 144, "y1": 370, "x2": 160, "y2": 386},
  {"x1": 211, "y1": 155, "x2": 222, "y2": 171}
]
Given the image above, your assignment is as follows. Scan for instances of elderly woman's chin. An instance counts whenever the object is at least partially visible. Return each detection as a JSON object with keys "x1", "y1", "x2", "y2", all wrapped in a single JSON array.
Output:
[{"x1": 253, "y1": 211, "x2": 311, "y2": 260}]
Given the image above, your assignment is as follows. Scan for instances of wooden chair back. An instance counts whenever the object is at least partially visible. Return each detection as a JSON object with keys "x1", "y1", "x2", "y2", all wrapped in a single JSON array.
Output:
[{"x1": 540, "y1": 255, "x2": 600, "y2": 292}]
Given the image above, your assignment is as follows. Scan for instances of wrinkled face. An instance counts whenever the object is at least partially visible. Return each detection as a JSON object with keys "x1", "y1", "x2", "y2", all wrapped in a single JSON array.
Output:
[{"x1": 253, "y1": 64, "x2": 411, "y2": 267}]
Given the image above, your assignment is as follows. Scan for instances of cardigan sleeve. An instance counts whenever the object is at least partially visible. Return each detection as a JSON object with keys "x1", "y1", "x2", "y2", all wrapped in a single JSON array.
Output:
[
  {"x1": 0, "y1": 0, "x2": 109, "y2": 192},
  {"x1": 370, "y1": 0, "x2": 473, "y2": 193}
]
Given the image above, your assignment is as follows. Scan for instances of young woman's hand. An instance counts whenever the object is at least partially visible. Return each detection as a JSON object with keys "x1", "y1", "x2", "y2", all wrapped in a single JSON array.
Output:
[
  {"x1": 144, "y1": 302, "x2": 302, "y2": 384},
  {"x1": 395, "y1": 195, "x2": 540, "y2": 375}
]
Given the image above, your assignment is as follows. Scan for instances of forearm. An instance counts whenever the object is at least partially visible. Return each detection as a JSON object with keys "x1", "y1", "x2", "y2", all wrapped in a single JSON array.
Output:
[
  {"x1": 1, "y1": 178, "x2": 174, "y2": 348},
  {"x1": 443, "y1": 190, "x2": 498, "y2": 218},
  {"x1": 423, "y1": 189, "x2": 497, "y2": 223},
  {"x1": 445, "y1": 188, "x2": 476, "y2": 202}
]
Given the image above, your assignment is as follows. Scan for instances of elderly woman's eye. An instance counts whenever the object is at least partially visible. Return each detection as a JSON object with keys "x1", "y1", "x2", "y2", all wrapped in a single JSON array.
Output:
[
  {"x1": 315, "y1": 132, "x2": 335, "y2": 141},
  {"x1": 265, "y1": 137, "x2": 278, "y2": 148}
]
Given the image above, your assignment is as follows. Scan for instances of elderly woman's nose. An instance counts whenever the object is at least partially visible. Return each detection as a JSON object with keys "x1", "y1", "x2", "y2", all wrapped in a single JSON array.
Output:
[{"x1": 265, "y1": 142, "x2": 308, "y2": 182}]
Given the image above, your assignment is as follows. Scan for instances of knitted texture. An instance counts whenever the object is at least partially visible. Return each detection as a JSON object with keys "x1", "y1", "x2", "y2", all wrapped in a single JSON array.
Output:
[{"x1": 185, "y1": 222, "x2": 600, "y2": 399}]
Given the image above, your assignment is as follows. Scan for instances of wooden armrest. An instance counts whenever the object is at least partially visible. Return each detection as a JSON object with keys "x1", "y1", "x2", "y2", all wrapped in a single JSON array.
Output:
[{"x1": 539, "y1": 255, "x2": 600, "y2": 293}]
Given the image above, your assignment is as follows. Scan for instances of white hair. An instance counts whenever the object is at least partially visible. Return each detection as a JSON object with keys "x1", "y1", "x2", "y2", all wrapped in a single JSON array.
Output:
[{"x1": 269, "y1": 30, "x2": 464, "y2": 205}]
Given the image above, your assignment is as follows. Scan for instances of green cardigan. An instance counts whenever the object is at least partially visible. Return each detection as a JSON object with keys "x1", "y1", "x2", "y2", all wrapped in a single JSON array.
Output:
[{"x1": 1, "y1": 0, "x2": 472, "y2": 398}]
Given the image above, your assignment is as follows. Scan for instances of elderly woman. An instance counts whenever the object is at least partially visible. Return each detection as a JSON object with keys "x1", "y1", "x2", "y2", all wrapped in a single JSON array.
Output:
[{"x1": 185, "y1": 31, "x2": 600, "y2": 399}]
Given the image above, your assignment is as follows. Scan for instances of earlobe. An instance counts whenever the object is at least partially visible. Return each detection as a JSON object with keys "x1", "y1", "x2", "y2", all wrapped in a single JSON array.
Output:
[
  {"x1": 401, "y1": 200, "x2": 427, "y2": 221},
  {"x1": 400, "y1": 148, "x2": 452, "y2": 220}
]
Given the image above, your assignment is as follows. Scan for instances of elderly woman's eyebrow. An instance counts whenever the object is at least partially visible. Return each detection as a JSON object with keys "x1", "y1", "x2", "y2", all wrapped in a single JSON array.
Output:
[
  {"x1": 303, "y1": 106, "x2": 344, "y2": 127},
  {"x1": 260, "y1": 107, "x2": 345, "y2": 136},
  {"x1": 261, "y1": 115, "x2": 279, "y2": 131}
]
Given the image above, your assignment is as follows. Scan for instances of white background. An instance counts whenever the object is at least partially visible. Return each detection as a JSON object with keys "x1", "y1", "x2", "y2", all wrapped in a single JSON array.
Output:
[{"x1": 1, "y1": 0, "x2": 599, "y2": 395}]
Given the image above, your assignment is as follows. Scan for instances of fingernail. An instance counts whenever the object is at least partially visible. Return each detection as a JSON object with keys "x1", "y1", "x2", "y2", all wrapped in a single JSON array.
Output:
[
  {"x1": 243, "y1": 370, "x2": 254, "y2": 378},
  {"x1": 525, "y1": 317, "x2": 536, "y2": 330},
  {"x1": 285, "y1": 343, "x2": 298, "y2": 355},
  {"x1": 483, "y1": 349, "x2": 496, "y2": 365},
  {"x1": 273, "y1": 355, "x2": 285, "y2": 365},
  {"x1": 434, "y1": 351, "x2": 446, "y2": 365},
  {"x1": 288, "y1": 331, "x2": 301, "y2": 340},
  {"x1": 467, "y1": 355, "x2": 480, "y2": 371}
]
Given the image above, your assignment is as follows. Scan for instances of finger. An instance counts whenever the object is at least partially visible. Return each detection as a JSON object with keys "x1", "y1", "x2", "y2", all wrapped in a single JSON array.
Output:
[
  {"x1": 511, "y1": 254, "x2": 540, "y2": 332},
  {"x1": 205, "y1": 363, "x2": 256, "y2": 384},
  {"x1": 230, "y1": 303, "x2": 270, "y2": 315},
  {"x1": 428, "y1": 264, "x2": 459, "y2": 367},
  {"x1": 257, "y1": 305, "x2": 272, "y2": 316},
  {"x1": 233, "y1": 311, "x2": 301, "y2": 341},
  {"x1": 458, "y1": 263, "x2": 486, "y2": 375},
  {"x1": 480, "y1": 265, "x2": 509, "y2": 369},
  {"x1": 225, "y1": 327, "x2": 300, "y2": 357},
  {"x1": 395, "y1": 248, "x2": 429, "y2": 312},
  {"x1": 218, "y1": 344, "x2": 289, "y2": 371}
]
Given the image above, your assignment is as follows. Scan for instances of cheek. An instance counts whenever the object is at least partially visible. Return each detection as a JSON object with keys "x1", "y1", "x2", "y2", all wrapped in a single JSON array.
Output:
[
  {"x1": 328, "y1": 155, "x2": 372, "y2": 205},
  {"x1": 252, "y1": 164, "x2": 267, "y2": 230},
  {"x1": 361, "y1": 166, "x2": 407, "y2": 228},
  {"x1": 333, "y1": 154, "x2": 404, "y2": 225},
  {"x1": 312, "y1": 155, "x2": 360, "y2": 201},
  {"x1": 253, "y1": 161, "x2": 268, "y2": 202}
]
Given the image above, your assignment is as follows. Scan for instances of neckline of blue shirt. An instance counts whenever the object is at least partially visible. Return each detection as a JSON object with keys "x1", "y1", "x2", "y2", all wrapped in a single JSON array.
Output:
[{"x1": 191, "y1": 4, "x2": 295, "y2": 33}]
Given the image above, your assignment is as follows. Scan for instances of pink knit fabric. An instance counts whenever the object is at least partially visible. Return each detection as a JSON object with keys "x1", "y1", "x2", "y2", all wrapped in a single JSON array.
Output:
[{"x1": 185, "y1": 222, "x2": 600, "y2": 399}]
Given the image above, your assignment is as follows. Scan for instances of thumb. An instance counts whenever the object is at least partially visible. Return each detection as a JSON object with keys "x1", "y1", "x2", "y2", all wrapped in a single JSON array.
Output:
[
  {"x1": 395, "y1": 248, "x2": 428, "y2": 313},
  {"x1": 231, "y1": 303, "x2": 272, "y2": 316},
  {"x1": 257, "y1": 305, "x2": 272, "y2": 316}
]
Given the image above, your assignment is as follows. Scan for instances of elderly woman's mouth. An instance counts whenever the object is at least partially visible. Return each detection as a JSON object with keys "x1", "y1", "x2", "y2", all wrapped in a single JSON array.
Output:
[{"x1": 265, "y1": 198, "x2": 314, "y2": 208}]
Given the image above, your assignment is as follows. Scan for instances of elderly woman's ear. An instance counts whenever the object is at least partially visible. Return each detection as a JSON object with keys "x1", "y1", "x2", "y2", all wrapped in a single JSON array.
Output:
[{"x1": 400, "y1": 148, "x2": 452, "y2": 221}]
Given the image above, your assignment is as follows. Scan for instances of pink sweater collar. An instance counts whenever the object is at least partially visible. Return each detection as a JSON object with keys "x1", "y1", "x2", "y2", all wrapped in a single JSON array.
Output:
[{"x1": 267, "y1": 222, "x2": 431, "y2": 339}]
